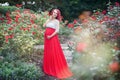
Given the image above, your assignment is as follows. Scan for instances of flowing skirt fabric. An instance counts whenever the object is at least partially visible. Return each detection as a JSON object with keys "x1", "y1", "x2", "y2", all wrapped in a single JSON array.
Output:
[{"x1": 43, "y1": 27, "x2": 73, "y2": 79}]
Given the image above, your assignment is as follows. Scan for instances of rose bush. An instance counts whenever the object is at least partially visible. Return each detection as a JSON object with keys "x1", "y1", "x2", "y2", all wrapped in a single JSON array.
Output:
[
  {"x1": 0, "y1": 9, "x2": 50, "y2": 55},
  {"x1": 66, "y1": 2, "x2": 120, "y2": 80},
  {"x1": 0, "y1": 5, "x2": 73, "y2": 79}
]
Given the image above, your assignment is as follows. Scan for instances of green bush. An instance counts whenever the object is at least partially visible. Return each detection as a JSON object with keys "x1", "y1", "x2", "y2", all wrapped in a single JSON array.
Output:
[
  {"x1": 0, "y1": 6, "x2": 74, "y2": 80},
  {"x1": 0, "y1": 31, "x2": 4, "y2": 47},
  {"x1": 0, "y1": 61, "x2": 43, "y2": 80},
  {"x1": 0, "y1": 8, "x2": 46, "y2": 56},
  {"x1": 0, "y1": 6, "x2": 18, "y2": 15},
  {"x1": 59, "y1": 26, "x2": 73, "y2": 35}
]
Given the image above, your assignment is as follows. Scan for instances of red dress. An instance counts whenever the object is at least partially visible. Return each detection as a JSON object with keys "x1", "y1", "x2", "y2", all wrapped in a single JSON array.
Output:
[{"x1": 43, "y1": 27, "x2": 73, "y2": 79}]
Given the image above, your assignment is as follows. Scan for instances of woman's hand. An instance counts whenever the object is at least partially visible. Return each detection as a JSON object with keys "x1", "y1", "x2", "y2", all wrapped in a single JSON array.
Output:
[{"x1": 47, "y1": 35, "x2": 52, "y2": 39}]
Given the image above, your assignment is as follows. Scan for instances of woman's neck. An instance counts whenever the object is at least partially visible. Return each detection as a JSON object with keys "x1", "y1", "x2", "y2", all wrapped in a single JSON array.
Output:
[{"x1": 50, "y1": 16, "x2": 56, "y2": 20}]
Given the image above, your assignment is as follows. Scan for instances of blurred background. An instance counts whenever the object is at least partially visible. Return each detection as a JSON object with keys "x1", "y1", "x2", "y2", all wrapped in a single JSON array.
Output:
[{"x1": 0, "y1": 0, "x2": 120, "y2": 80}]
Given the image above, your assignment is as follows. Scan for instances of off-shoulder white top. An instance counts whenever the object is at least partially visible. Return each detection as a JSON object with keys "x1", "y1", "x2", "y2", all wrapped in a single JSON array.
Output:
[{"x1": 46, "y1": 20, "x2": 59, "y2": 32}]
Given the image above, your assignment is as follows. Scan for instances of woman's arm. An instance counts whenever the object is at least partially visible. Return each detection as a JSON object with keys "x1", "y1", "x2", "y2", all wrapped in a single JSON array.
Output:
[
  {"x1": 43, "y1": 19, "x2": 49, "y2": 27},
  {"x1": 43, "y1": 16, "x2": 53, "y2": 27}
]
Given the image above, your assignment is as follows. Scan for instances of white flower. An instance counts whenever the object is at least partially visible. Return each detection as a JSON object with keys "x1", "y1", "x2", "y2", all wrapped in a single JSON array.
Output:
[
  {"x1": 32, "y1": 1, "x2": 35, "y2": 4},
  {"x1": 90, "y1": 67, "x2": 98, "y2": 71},
  {"x1": 101, "y1": 64, "x2": 104, "y2": 67},
  {"x1": 1, "y1": 2, "x2": 9, "y2": 6},
  {"x1": 22, "y1": 1, "x2": 25, "y2": 5},
  {"x1": 27, "y1": 1, "x2": 32, "y2": 4},
  {"x1": 92, "y1": 52, "x2": 96, "y2": 56},
  {"x1": 98, "y1": 57, "x2": 102, "y2": 60}
]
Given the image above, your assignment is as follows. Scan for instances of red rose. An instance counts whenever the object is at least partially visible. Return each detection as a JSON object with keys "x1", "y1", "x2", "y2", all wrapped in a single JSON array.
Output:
[
  {"x1": 5, "y1": 35, "x2": 9, "y2": 39},
  {"x1": 31, "y1": 14, "x2": 36, "y2": 19},
  {"x1": 115, "y1": 2, "x2": 120, "y2": 6},
  {"x1": 15, "y1": 10, "x2": 20, "y2": 12},
  {"x1": 109, "y1": 6, "x2": 113, "y2": 10},
  {"x1": 5, "y1": 35, "x2": 9, "y2": 43},
  {"x1": 95, "y1": 11, "x2": 99, "y2": 15},
  {"x1": 109, "y1": 62, "x2": 119, "y2": 72},
  {"x1": 108, "y1": 28, "x2": 113, "y2": 32},
  {"x1": 15, "y1": 15, "x2": 20, "y2": 22},
  {"x1": 34, "y1": 25, "x2": 37, "y2": 28},
  {"x1": 8, "y1": 27, "x2": 14, "y2": 30},
  {"x1": 9, "y1": 34, "x2": 14, "y2": 39},
  {"x1": 27, "y1": 28, "x2": 30, "y2": 31},
  {"x1": 23, "y1": 28, "x2": 28, "y2": 31},
  {"x1": 21, "y1": 27, "x2": 30, "y2": 31},
  {"x1": 5, "y1": 39, "x2": 8, "y2": 43},
  {"x1": 0, "y1": 18, "x2": 4, "y2": 22},
  {"x1": 20, "y1": 27, "x2": 23, "y2": 30},
  {"x1": 102, "y1": 16, "x2": 109, "y2": 21},
  {"x1": 115, "y1": 31, "x2": 120, "y2": 37},
  {"x1": 73, "y1": 19, "x2": 77, "y2": 24},
  {"x1": 99, "y1": 20, "x2": 104, "y2": 24},
  {"x1": 67, "y1": 23, "x2": 74, "y2": 28},
  {"x1": 6, "y1": 12, "x2": 10, "y2": 17},
  {"x1": 23, "y1": 9, "x2": 30, "y2": 14},
  {"x1": 91, "y1": 16, "x2": 97, "y2": 20},
  {"x1": 7, "y1": 19, "x2": 12, "y2": 24},
  {"x1": 6, "y1": 12, "x2": 12, "y2": 24},
  {"x1": 13, "y1": 24, "x2": 17, "y2": 27},
  {"x1": 30, "y1": 19, "x2": 34, "y2": 24},
  {"x1": 32, "y1": 32, "x2": 36, "y2": 35},
  {"x1": 114, "y1": 46, "x2": 119, "y2": 50},
  {"x1": 82, "y1": 19, "x2": 88, "y2": 23},
  {"x1": 7, "y1": 21, "x2": 11, "y2": 24},
  {"x1": 76, "y1": 42, "x2": 87, "y2": 52},
  {"x1": 102, "y1": 10, "x2": 107, "y2": 15},
  {"x1": 16, "y1": 4, "x2": 22, "y2": 8},
  {"x1": 110, "y1": 18, "x2": 114, "y2": 21}
]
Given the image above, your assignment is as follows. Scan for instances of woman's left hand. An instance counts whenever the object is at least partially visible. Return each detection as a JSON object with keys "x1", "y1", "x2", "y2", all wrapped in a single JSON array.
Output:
[{"x1": 47, "y1": 35, "x2": 52, "y2": 39}]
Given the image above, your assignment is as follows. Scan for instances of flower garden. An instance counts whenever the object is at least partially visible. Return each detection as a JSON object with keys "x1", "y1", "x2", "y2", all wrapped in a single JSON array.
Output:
[{"x1": 0, "y1": 1, "x2": 120, "y2": 80}]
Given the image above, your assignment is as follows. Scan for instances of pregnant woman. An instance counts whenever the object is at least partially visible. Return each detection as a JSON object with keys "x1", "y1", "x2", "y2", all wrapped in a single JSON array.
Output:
[{"x1": 43, "y1": 9, "x2": 73, "y2": 80}]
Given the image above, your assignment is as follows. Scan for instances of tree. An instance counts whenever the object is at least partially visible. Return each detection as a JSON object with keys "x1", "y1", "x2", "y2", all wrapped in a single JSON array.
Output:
[
  {"x1": 0, "y1": 0, "x2": 120, "y2": 20},
  {"x1": 55, "y1": 0, "x2": 120, "y2": 20}
]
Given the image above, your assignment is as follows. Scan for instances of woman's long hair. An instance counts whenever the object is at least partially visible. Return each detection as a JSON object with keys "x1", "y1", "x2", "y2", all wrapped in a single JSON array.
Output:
[{"x1": 49, "y1": 9, "x2": 62, "y2": 21}]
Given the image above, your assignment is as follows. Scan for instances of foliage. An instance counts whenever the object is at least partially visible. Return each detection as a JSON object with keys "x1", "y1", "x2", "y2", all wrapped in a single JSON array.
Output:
[
  {"x1": 1, "y1": 0, "x2": 119, "y2": 20},
  {"x1": 92, "y1": 2, "x2": 120, "y2": 42},
  {"x1": 0, "y1": 5, "x2": 73, "y2": 55},
  {"x1": 57, "y1": 0, "x2": 120, "y2": 20},
  {"x1": 0, "y1": 6, "x2": 73, "y2": 79},
  {"x1": 67, "y1": 2, "x2": 120, "y2": 43},
  {"x1": 66, "y1": 2, "x2": 120, "y2": 80},
  {"x1": 0, "y1": 0, "x2": 56, "y2": 13},
  {"x1": 0, "y1": 61, "x2": 43, "y2": 80},
  {"x1": 0, "y1": 6, "x2": 18, "y2": 15},
  {"x1": 0, "y1": 1, "x2": 119, "y2": 79},
  {"x1": 0, "y1": 9, "x2": 48, "y2": 55}
]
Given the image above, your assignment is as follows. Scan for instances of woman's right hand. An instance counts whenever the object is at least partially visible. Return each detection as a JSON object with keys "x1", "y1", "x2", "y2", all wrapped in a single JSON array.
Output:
[{"x1": 47, "y1": 35, "x2": 52, "y2": 39}]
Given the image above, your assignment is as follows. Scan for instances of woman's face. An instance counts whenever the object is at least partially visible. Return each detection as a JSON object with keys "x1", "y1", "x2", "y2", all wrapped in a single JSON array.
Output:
[{"x1": 52, "y1": 10, "x2": 58, "y2": 18}]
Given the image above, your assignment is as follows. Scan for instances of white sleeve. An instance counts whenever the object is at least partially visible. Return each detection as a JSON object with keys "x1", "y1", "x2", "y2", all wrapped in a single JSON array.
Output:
[{"x1": 55, "y1": 20, "x2": 60, "y2": 33}]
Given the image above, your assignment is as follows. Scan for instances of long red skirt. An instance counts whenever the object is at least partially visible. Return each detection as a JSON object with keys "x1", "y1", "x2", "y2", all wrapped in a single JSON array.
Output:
[{"x1": 43, "y1": 27, "x2": 73, "y2": 79}]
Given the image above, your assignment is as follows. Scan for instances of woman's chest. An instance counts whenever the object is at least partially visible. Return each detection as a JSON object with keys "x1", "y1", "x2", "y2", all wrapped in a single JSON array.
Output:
[{"x1": 46, "y1": 21, "x2": 57, "y2": 28}]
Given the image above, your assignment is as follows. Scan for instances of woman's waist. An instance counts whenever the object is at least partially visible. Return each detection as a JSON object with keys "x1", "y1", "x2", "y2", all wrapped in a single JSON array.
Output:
[
  {"x1": 45, "y1": 27, "x2": 55, "y2": 34},
  {"x1": 46, "y1": 26, "x2": 56, "y2": 29}
]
